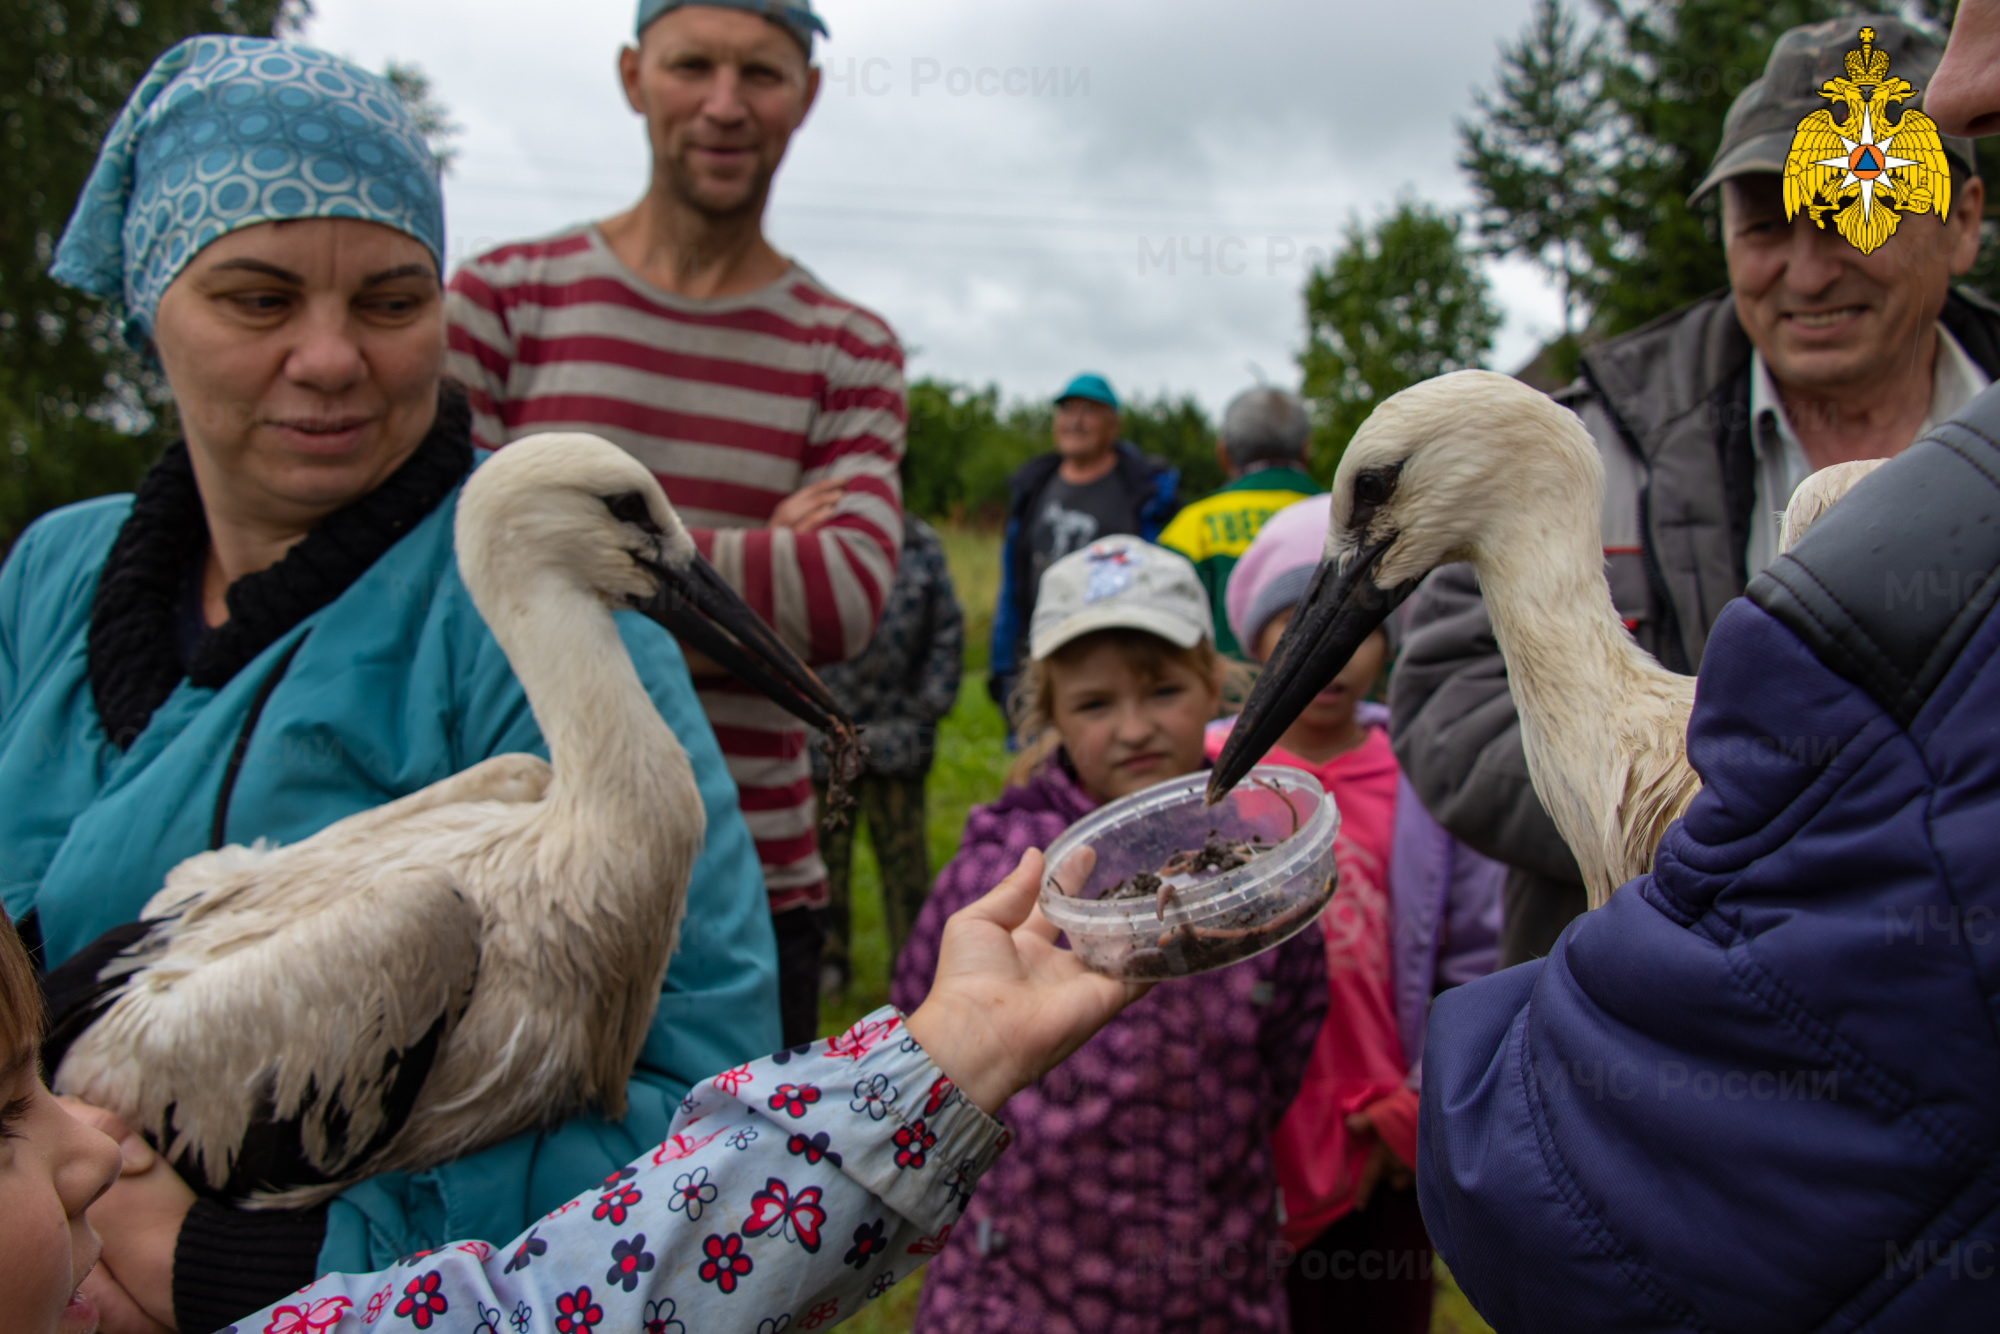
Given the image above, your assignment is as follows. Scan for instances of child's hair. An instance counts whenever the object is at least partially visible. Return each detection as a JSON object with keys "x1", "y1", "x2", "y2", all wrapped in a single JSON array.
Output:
[
  {"x1": 0, "y1": 921, "x2": 43, "y2": 1063},
  {"x1": 1006, "y1": 627, "x2": 1247, "y2": 785}
]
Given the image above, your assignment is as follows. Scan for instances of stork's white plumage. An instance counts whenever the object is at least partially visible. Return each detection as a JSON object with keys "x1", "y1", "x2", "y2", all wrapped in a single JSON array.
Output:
[
  {"x1": 51, "y1": 433, "x2": 848, "y2": 1206},
  {"x1": 1781, "y1": 457, "x2": 1888, "y2": 553},
  {"x1": 1211, "y1": 370, "x2": 1885, "y2": 909}
]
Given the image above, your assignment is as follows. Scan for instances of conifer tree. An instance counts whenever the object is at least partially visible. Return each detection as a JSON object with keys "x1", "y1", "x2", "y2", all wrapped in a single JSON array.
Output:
[
  {"x1": 1587, "y1": 0, "x2": 1848, "y2": 332},
  {"x1": 1460, "y1": 0, "x2": 1617, "y2": 346}
]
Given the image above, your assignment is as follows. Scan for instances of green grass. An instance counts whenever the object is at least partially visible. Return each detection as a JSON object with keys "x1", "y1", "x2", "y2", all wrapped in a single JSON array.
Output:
[
  {"x1": 1434, "y1": 1261, "x2": 1497, "y2": 1334},
  {"x1": 816, "y1": 522, "x2": 1494, "y2": 1334},
  {"x1": 934, "y1": 520, "x2": 1000, "y2": 674},
  {"x1": 819, "y1": 672, "x2": 1010, "y2": 1042}
]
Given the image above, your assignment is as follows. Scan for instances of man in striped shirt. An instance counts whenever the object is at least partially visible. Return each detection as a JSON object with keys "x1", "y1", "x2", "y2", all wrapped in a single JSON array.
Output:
[{"x1": 444, "y1": 0, "x2": 903, "y2": 1044}]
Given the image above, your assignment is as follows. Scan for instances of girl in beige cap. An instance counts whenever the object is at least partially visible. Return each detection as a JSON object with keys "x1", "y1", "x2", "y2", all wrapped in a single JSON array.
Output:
[{"x1": 892, "y1": 536, "x2": 1329, "y2": 1333}]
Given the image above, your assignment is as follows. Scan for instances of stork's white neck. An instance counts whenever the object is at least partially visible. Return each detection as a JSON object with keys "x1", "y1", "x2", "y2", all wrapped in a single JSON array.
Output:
[
  {"x1": 1468, "y1": 464, "x2": 1680, "y2": 879},
  {"x1": 478, "y1": 569, "x2": 690, "y2": 824},
  {"x1": 1478, "y1": 510, "x2": 1645, "y2": 719}
]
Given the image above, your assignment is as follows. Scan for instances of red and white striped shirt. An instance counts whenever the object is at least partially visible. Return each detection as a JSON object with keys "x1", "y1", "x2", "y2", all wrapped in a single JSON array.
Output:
[{"x1": 445, "y1": 226, "x2": 906, "y2": 913}]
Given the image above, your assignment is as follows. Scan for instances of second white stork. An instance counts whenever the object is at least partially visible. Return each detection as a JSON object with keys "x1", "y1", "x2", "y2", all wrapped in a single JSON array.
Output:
[
  {"x1": 1781, "y1": 458, "x2": 1888, "y2": 553},
  {"x1": 1209, "y1": 370, "x2": 1887, "y2": 909},
  {"x1": 47, "y1": 433, "x2": 850, "y2": 1206}
]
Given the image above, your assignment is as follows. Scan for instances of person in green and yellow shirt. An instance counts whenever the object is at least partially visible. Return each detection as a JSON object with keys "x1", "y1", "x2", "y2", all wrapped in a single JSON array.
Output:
[{"x1": 1158, "y1": 387, "x2": 1323, "y2": 656}]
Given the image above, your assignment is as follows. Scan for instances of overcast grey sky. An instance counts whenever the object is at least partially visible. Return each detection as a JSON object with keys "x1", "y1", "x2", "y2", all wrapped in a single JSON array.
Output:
[{"x1": 301, "y1": 0, "x2": 1563, "y2": 416}]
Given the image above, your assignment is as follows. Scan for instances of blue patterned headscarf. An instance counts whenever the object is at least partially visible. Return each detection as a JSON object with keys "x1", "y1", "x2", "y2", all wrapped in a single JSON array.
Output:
[
  {"x1": 635, "y1": 0, "x2": 827, "y2": 56},
  {"x1": 51, "y1": 36, "x2": 445, "y2": 347}
]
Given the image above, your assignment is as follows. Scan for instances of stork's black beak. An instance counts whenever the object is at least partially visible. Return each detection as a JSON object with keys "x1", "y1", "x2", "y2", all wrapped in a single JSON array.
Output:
[
  {"x1": 1206, "y1": 534, "x2": 1417, "y2": 804},
  {"x1": 630, "y1": 550, "x2": 851, "y2": 737}
]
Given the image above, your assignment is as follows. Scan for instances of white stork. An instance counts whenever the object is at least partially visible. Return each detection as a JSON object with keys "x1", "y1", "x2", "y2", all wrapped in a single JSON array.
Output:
[
  {"x1": 48, "y1": 433, "x2": 850, "y2": 1206},
  {"x1": 1781, "y1": 458, "x2": 1887, "y2": 554},
  {"x1": 1210, "y1": 370, "x2": 1886, "y2": 909}
]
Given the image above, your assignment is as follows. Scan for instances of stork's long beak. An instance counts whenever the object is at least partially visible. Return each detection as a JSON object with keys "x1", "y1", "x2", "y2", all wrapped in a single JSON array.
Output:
[
  {"x1": 630, "y1": 550, "x2": 852, "y2": 737},
  {"x1": 1206, "y1": 534, "x2": 1417, "y2": 804}
]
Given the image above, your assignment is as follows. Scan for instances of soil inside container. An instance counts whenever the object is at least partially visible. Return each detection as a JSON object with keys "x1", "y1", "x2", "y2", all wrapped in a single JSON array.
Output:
[
  {"x1": 1073, "y1": 828, "x2": 1330, "y2": 979},
  {"x1": 1113, "y1": 871, "x2": 1336, "y2": 978},
  {"x1": 1103, "y1": 829, "x2": 1270, "y2": 893}
]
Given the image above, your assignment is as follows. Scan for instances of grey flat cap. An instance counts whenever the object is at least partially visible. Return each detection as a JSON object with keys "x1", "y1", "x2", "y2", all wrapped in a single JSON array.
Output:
[{"x1": 1690, "y1": 15, "x2": 1975, "y2": 203}]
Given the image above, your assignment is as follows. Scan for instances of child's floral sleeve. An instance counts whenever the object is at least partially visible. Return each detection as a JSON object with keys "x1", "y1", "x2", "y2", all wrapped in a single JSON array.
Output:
[{"x1": 232, "y1": 1008, "x2": 1008, "y2": 1334}]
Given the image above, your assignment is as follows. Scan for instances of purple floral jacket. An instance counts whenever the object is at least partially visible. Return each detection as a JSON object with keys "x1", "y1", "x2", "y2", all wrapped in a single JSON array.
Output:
[{"x1": 891, "y1": 759, "x2": 1328, "y2": 1332}]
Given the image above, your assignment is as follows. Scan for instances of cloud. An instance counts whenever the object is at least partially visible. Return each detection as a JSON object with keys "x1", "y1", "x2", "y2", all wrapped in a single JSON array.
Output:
[{"x1": 301, "y1": 0, "x2": 1567, "y2": 414}]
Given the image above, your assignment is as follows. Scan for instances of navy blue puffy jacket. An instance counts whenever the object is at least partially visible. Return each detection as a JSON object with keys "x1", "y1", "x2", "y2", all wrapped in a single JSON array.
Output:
[{"x1": 1419, "y1": 390, "x2": 2000, "y2": 1332}]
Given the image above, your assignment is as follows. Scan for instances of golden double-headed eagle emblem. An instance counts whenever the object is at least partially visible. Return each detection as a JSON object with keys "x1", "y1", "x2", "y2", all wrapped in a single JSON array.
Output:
[{"x1": 1782, "y1": 26, "x2": 1952, "y2": 255}]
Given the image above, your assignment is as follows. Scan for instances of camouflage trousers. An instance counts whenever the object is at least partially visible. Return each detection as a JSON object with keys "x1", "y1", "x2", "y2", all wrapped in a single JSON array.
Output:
[{"x1": 813, "y1": 774, "x2": 930, "y2": 989}]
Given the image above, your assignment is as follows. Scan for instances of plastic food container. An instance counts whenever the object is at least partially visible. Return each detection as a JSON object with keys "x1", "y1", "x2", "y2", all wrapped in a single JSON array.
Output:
[{"x1": 1038, "y1": 764, "x2": 1339, "y2": 980}]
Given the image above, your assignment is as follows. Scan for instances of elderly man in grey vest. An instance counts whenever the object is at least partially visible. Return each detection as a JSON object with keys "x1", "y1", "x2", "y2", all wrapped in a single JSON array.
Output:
[{"x1": 1392, "y1": 14, "x2": 1998, "y2": 964}]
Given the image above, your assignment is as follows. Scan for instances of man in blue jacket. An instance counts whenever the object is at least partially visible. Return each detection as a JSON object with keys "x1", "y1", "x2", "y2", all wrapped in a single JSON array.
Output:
[
  {"x1": 1418, "y1": 386, "x2": 2000, "y2": 1327},
  {"x1": 988, "y1": 373, "x2": 1181, "y2": 715},
  {"x1": 1421, "y1": 14, "x2": 2000, "y2": 1324}
]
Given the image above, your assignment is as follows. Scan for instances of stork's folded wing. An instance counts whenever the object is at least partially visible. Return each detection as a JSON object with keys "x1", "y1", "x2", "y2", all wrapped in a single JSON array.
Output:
[{"x1": 53, "y1": 848, "x2": 482, "y2": 1203}]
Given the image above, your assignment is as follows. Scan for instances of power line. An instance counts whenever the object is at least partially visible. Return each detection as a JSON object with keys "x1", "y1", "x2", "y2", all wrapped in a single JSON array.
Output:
[
  {"x1": 444, "y1": 181, "x2": 1361, "y2": 236},
  {"x1": 442, "y1": 154, "x2": 1439, "y2": 217}
]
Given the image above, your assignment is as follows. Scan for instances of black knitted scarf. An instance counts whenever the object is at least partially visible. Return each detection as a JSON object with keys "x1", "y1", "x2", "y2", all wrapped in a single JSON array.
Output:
[{"x1": 87, "y1": 384, "x2": 473, "y2": 748}]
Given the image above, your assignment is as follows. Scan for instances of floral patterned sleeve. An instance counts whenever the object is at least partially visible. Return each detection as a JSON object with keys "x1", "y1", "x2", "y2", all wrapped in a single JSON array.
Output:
[{"x1": 233, "y1": 1008, "x2": 1007, "y2": 1334}]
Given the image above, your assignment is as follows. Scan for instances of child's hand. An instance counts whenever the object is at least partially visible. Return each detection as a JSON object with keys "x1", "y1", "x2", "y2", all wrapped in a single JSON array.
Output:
[
  {"x1": 55, "y1": 1098, "x2": 190, "y2": 1331},
  {"x1": 1344, "y1": 1108, "x2": 1416, "y2": 1212},
  {"x1": 906, "y1": 849, "x2": 1151, "y2": 1116}
]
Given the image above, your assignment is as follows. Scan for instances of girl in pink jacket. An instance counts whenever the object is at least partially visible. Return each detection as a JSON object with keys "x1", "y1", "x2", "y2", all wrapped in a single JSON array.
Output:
[{"x1": 1211, "y1": 495, "x2": 1503, "y2": 1332}]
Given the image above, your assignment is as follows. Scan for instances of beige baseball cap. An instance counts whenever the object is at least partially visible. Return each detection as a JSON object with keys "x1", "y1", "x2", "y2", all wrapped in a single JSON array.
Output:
[{"x1": 1029, "y1": 537, "x2": 1212, "y2": 660}]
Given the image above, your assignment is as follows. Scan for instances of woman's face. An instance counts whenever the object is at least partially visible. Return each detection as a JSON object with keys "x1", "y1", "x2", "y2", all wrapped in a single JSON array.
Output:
[
  {"x1": 0, "y1": 1054, "x2": 121, "y2": 1334},
  {"x1": 1048, "y1": 639, "x2": 1220, "y2": 804},
  {"x1": 150, "y1": 218, "x2": 444, "y2": 533}
]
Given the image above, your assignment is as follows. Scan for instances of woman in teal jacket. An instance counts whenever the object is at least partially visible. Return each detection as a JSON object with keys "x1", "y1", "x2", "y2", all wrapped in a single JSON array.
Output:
[{"x1": 2, "y1": 35, "x2": 785, "y2": 1326}]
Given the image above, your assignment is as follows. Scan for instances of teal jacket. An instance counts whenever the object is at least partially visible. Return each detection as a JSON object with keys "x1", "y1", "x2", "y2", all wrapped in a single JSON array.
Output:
[{"x1": 0, "y1": 476, "x2": 782, "y2": 1276}]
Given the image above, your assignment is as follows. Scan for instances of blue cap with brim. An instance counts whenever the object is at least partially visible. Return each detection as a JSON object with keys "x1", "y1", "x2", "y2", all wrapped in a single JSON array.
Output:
[
  {"x1": 1054, "y1": 372, "x2": 1119, "y2": 410},
  {"x1": 636, "y1": 0, "x2": 827, "y2": 56}
]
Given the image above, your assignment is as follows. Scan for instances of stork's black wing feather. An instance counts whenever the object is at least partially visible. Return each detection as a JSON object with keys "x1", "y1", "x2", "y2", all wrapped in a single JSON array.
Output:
[
  {"x1": 39, "y1": 918, "x2": 156, "y2": 1075},
  {"x1": 209, "y1": 1002, "x2": 458, "y2": 1202}
]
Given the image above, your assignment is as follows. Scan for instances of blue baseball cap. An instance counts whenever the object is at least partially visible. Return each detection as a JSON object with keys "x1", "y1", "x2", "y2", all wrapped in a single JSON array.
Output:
[
  {"x1": 1054, "y1": 373, "x2": 1119, "y2": 410},
  {"x1": 635, "y1": 0, "x2": 827, "y2": 56}
]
